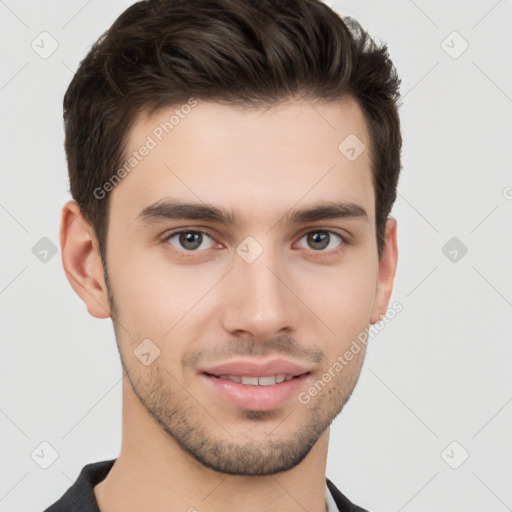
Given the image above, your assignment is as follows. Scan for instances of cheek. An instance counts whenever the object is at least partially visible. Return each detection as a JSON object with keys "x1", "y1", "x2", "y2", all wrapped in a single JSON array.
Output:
[
  {"x1": 294, "y1": 257, "x2": 378, "y2": 354},
  {"x1": 108, "y1": 248, "x2": 219, "y2": 337}
]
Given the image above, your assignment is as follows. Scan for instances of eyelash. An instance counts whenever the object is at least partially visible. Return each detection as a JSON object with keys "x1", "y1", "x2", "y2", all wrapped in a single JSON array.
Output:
[{"x1": 161, "y1": 228, "x2": 350, "y2": 258}]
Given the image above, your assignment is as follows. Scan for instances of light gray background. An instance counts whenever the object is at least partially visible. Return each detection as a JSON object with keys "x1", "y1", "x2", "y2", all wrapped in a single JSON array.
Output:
[{"x1": 1, "y1": 1, "x2": 511, "y2": 511}]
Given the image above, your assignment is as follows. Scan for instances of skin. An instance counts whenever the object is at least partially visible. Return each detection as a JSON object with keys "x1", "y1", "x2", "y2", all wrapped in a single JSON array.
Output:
[{"x1": 60, "y1": 96, "x2": 398, "y2": 512}]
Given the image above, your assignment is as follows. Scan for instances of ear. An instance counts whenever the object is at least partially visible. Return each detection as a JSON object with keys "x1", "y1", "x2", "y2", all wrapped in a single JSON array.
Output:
[
  {"x1": 60, "y1": 200, "x2": 111, "y2": 319},
  {"x1": 370, "y1": 217, "x2": 398, "y2": 324}
]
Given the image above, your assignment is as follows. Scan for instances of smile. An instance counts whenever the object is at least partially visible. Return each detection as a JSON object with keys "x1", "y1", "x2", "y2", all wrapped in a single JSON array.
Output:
[{"x1": 209, "y1": 374, "x2": 296, "y2": 385}]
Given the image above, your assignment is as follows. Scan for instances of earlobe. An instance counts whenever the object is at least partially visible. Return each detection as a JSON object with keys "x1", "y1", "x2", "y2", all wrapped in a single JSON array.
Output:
[
  {"x1": 60, "y1": 200, "x2": 111, "y2": 319},
  {"x1": 370, "y1": 217, "x2": 398, "y2": 324}
]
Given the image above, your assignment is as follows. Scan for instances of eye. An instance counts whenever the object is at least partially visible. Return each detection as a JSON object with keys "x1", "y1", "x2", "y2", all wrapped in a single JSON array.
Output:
[
  {"x1": 162, "y1": 228, "x2": 348, "y2": 256},
  {"x1": 296, "y1": 230, "x2": 346, "y2": 253},
  {"x1": 164, "y1": 230, "x2": 218, "y2": 252}
]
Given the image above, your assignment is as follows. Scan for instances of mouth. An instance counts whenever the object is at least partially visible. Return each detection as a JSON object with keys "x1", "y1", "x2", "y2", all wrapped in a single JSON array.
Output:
[
  {"x1": 198, "y1": 359, "x2": 313, "y2": 411},
  {"x1": 203, "y1": 373, "x2": 307, "y2": 385}
]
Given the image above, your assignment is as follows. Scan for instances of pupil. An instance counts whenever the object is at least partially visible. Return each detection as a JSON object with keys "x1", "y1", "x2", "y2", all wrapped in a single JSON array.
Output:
[
  {"x1": 181, "y1": 232, "x2": 201, "y2": 250},
  {"x1": 309, "y1": 231, "x2": 328, "y2": 250}
]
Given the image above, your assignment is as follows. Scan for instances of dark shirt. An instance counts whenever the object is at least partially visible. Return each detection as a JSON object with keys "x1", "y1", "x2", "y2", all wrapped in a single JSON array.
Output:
[{"x1": 42, "y1": 459, "x2": 369, "y2": 512}]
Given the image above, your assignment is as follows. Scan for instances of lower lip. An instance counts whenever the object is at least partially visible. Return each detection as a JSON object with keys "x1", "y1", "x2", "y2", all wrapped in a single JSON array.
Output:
[{"x1": 201, "y1": 373, "x2": 310, "y2": 411}]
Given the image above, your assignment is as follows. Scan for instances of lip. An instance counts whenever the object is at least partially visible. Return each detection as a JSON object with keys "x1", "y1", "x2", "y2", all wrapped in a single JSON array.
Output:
[
  {"x1": 199, "y1": 358, "x2": 312, "y2": 378},
  {"x1": 201, "y1": 372, "x2": 310, "y2": 411},
  {"x1": 198, "y1": 358, "x2": 312, "y2": 411}
]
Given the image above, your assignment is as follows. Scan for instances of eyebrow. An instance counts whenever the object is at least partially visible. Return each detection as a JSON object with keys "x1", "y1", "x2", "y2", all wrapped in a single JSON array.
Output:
[{"x1": 135, "y1": 198, "x2": 369, "y2": 227}]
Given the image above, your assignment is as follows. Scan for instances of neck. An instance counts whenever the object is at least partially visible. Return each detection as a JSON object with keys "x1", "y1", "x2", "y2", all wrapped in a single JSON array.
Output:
[{"x1": 94, "y1": 377, "x2": 331, "y2": 512}]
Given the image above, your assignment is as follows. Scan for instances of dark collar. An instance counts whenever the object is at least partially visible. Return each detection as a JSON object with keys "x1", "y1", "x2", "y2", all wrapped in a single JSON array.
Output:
[
  {"x1": 42, "y1": 459, "x2": 114, "y2": 512},
  {"x1": 326, "y1": 478, "x2": 370, "y2": 511}
]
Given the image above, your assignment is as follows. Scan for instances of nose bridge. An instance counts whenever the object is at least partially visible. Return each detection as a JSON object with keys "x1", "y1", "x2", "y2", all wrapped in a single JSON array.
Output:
[{"x1": 222, "y1": 236, "x2": 297, "y2": 337}]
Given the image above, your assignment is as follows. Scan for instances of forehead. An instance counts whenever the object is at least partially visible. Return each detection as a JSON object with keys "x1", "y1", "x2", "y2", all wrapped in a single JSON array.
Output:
[{"x1": 109, "y1": 97, "x2": 375, "y2": 229}]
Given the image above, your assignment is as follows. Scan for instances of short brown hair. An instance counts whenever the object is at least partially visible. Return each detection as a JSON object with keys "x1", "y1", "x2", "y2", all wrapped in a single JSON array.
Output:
[{"x1": 63, "y1": 0, "x2": 402, "y2": 269}]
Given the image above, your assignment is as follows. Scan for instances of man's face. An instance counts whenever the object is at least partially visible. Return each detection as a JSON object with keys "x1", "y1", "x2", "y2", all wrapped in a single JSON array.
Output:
[{"x1": 97, "y1": 97, "x2": 395, "y2": 475}]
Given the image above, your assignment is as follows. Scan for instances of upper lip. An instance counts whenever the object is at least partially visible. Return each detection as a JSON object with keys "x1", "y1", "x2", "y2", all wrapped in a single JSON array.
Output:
[{"x1": 199, "y1": 358, "x2": 312, "y2": 377}]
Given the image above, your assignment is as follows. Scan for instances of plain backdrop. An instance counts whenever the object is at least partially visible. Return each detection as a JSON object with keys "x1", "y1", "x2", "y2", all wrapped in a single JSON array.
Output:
[{"x1": 1, "y1": 1, "x2": 511, "y2": 511}]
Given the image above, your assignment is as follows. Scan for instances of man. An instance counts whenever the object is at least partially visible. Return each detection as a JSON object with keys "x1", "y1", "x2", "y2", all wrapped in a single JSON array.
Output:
[{"x1": 45, "y1": 0, "x2": 401, "y2": 510}]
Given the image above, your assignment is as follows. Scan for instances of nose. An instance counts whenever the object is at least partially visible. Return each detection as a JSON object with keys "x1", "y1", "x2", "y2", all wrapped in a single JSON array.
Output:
[{"x1": 220, "y1": 242, "x2": 300, "y2": 342}]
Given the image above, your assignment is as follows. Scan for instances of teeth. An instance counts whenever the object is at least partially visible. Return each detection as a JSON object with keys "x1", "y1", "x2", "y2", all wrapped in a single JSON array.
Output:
[
  {"x1": 216, "y1": 374, "x2": 294, "y2": 385},
  {"x1": 258, "y1": 376, "x2": 277, "y2": 386},
  {"x1": 220, "y1": 375, "x2": 242, "y2": 383},
  {"x1": 241, "y1": 376, "x2": 259, "y2": 385}
]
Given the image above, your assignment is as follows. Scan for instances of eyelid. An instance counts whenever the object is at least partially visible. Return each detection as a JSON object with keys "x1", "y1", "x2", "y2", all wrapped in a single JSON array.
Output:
[{"x1": 296, "y1": 226, "x2": 351, "y2": 242}]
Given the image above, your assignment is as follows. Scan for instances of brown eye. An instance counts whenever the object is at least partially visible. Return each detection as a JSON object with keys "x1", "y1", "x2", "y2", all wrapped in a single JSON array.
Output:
[{"x1": 297, "y1": 230, "x2": 345, "y2": 252}]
